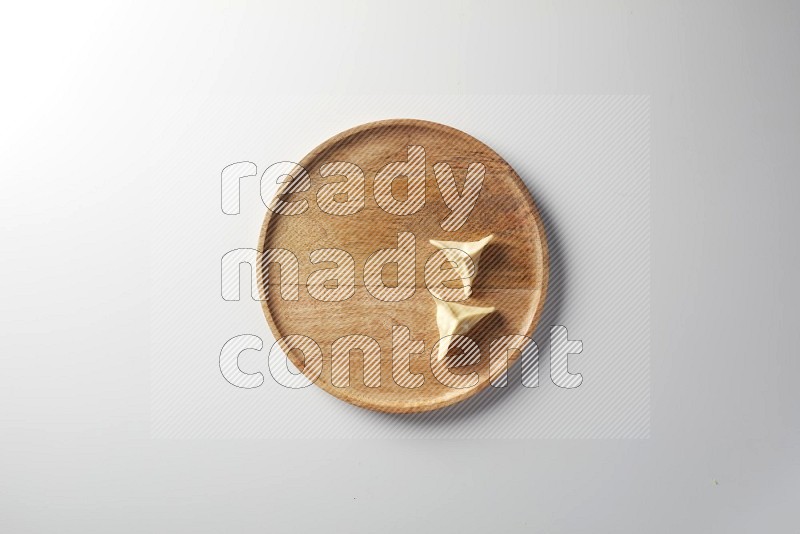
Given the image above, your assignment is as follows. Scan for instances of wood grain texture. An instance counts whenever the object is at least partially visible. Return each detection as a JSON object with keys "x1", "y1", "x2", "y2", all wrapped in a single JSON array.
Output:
[{"x1": 258, "y1": 119, "x2": 548, "y2": 413}]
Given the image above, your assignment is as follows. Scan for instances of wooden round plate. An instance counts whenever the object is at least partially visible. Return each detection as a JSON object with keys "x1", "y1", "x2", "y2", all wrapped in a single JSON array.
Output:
[{"x1": 258, "y1": 119, "x2": 547, "y2": 413}]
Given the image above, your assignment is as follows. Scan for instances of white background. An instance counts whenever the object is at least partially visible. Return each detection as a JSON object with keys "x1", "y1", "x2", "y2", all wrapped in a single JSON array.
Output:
[{"x1": 1, "y1": 1, "x2": 798, "y2": 532}]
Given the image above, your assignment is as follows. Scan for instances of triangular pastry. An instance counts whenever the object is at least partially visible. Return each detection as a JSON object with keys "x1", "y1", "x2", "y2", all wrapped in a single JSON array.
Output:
[
  {"x1": 428, "y1": 235, "x2": 493, "y2": 298},
  {"x1": 434, "y1": 300, "x2": 496, "y2": 360}
]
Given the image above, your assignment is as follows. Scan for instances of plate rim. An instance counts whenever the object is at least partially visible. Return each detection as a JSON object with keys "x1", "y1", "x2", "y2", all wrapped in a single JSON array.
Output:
[{"x1": 257, "y1": 118, "x2": 549, "y2": 413}]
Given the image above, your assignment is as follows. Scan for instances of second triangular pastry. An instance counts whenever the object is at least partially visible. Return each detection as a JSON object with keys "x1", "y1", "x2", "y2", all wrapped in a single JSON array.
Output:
[{"x1": 434, "y1": 300, "x2": 496, "y2": 361}]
